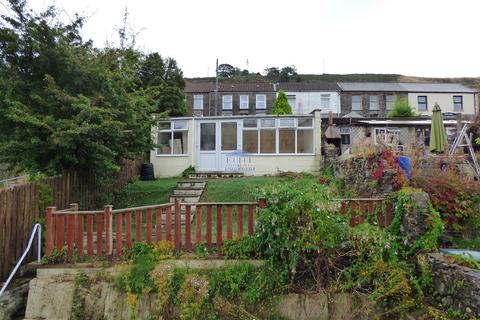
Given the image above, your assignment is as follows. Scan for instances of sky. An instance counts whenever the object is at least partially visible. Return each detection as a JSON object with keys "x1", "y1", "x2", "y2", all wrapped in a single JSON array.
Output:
[{"x1": 21, "y1": 0, "x2": 480, "y2": 78}]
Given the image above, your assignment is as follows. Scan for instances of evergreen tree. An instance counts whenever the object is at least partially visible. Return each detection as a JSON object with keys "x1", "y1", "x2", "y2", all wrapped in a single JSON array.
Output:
[
  {"x1": 387, "y1": 98, "x2": 418, "y2": 118},
  {"x1": 272, "y1": 90, "x2": 293, "y2": 115}
]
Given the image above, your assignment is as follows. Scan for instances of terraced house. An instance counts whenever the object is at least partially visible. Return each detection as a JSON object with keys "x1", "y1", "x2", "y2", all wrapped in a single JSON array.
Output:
[
  {"x1": 338, "y1": 82, "x2": 477, "y2": 117},
  {"x1": 185, "y1": 80, "x2": 276, "y2": 116}
]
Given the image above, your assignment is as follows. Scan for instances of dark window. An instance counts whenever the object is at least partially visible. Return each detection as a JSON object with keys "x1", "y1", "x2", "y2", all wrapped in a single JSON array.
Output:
[
  {"x1": 453, "y1": 96, "x2": 463, "y2": 111},
  {"x1": 418, "y1": 96, "x2": 427, "y2": 111},
  {"x1": 341, "y1": 134, "x2": 350, "y2": 145}
]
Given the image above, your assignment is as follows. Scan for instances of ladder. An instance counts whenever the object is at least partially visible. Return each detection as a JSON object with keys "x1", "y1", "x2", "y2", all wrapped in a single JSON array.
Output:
[{"x1": 449, "y1": 124, "x2": 480, "y2": 178}]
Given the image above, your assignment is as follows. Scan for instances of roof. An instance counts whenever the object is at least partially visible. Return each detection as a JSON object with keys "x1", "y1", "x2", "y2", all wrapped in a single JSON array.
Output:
[
  {"x1": 342, "y1": 111, "x2": 364, "y2": 118},
  {"x1": 338, "y1": 82, "x2": 406, "y2": 92},
  {"x1": 278, "y1": 81, "x2": 340, "y2": 92},
  {"x1": 185, "y1": 80, "x2": 274, "y2": 93},
  {"x1": 398, "y1": 83, "x2": 477, "y2": 93},
  {"x1": 338, "y1": 82, "x2": 477, "y2": 93}
]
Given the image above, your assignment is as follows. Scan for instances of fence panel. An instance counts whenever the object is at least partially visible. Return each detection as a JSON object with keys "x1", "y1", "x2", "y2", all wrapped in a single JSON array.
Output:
[{"x1": 0, "y1": 157, "x2": 142, "y2": 279}]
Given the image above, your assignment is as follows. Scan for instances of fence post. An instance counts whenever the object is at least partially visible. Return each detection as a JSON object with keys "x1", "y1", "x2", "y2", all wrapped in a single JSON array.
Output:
[
  {"x1": 45, "y1": 206, "x2": 56, "y2": 256},
  {"x1": 258, "y1": 198, "x2": 266, "y2": 209},
  {"x1": 104, "y1": 205, "x2": 113, "y2": 256},
  {"x1": 174, "y1": 200, "x2": 181, "y2": 250}
]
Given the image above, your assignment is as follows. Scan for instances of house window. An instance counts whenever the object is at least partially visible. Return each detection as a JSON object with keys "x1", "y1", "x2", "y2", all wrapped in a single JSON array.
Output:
[
  {"x1": 369, "y1": 96, "x2": 379, "y2": 110},
  {"x1": 193, "y1": 95, "x2": 203, "y2": 110},
  {"x1": 418, "y1": 96, "x2": 427, "y2": 111},
  {"x1": 241, "y1": 118, "x2": 314, "y2": 154},
  {"x1": 453, "y1": 96, "x2": 463, "y2": 111},
  {"x1": 287, "y1": 95, "x2": 296, "y2": 109},
  {"x1": 386, "y1": 95, "x2": 395, "y2": 110},
  {"x1": 352, "y1": 95, "x2": 362, "y2": 111},
  {"x1": 321, "y1": 94, "x2": 330, "y2": 109},
  {"x1": 157, "y1": 121, "x2": 188, "y2": 155},
  {"x1": 240, "y1": 95, "x2": 249, "y2": 109},
  {"x1": 339, "y1": 128, "x2": 351, "y2": 145},
  {"x1": 256, "y1": 94, "x2": 266, "y2": 109},
  {"x1": 374, "y1": 128, "x2": 400, "y2": 147},
  {"x1": 222, "y1": 95, "x2": 233, "y2": 110}
]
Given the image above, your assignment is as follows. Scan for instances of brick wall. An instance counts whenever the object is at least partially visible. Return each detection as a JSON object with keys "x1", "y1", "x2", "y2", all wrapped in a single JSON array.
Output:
[{"x1": 340, "y1": 92, "x2": 408, "y2": 117}]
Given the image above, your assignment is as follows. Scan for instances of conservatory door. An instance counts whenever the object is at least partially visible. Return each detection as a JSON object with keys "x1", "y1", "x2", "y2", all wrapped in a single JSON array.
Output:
[{"x1": 197, "y1": 122, "x2": 218, "y2": 171}]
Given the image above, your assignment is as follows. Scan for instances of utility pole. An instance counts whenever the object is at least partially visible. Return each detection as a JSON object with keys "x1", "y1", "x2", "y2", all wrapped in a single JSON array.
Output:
[{"x1": 214, "y1": 58, "x2": 219, "y2": 116}]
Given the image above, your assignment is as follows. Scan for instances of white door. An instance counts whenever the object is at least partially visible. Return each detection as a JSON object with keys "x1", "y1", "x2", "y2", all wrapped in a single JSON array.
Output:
[
  {"x1": 197, "y1": 122, "x2": 218, "y2": 171},
  {"x1": 197, "y1": 120, "x2": 241, "y2": 172}
]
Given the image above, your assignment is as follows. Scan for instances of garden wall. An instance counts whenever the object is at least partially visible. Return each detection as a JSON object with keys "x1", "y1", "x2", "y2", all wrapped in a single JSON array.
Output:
[
  {"x1": 0, "y1": 158, "x2": 143, "y2": 280},
  {"x1": 428, "y1": 253, "x2": 480, "y2": 317}
]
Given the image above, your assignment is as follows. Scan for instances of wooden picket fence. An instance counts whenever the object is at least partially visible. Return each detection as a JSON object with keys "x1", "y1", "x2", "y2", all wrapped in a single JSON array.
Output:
[
  {"x1": 44, "y1": 197, "x2": 394, "y2": 259},
  {"x1": 338, "y1": 198, "x2": 394, "y2": 228},
  {"x1": 46, "y1": 199, "x2": 267, "y2": 257},
  {"x1": 0, "y1": 158, "x2": 143, "y2": 279}
]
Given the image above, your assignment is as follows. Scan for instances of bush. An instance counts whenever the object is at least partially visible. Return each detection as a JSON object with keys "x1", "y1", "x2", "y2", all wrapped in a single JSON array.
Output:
[
  {"x1": 412, "y1": 155, "x2": 480, "y2": 231},
  {"x1": 388, "y1": 98, "x2": 418, "y2": 118},
  {"x1": 272, "y1": 90, "x2": 292, "y2": 115}
]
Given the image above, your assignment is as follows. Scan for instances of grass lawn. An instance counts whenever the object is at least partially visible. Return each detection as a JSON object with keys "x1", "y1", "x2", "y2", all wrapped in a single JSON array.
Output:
[
  {"x1": 114, "y1": 177, "x2": 181, "y2": 208},
  {"x1": 201, "y1": 176, "x2": 309, "y2": 202},
  {"x1": 113, "y1": 175, "x2": 319, "y2": 243}
]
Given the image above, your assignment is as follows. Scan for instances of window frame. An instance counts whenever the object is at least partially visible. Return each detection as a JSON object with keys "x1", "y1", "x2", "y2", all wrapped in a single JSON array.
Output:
[
  {"x1": 193, "y1": 95, "x2": 204, "y2": 110},
  {"x1": 369, "y1": 95, "x2": 379, "y2": 110},
  {"x1": 256, "y1": 94, "x2": 267, "y2": 109},
  {"x1": 321, "y1": 94, "x2": 330, "y2": 109},
  {"x1": 352, "y1": 95, "x2": 362, "y2": 111},
  {"x1": 386, "y1": 95, "x2": 395, "y2": 110},
  {"x1": 418, "y1": 96, "x2": 428, "y2": 111},
  {"x1": 156, "y1": 121, "x2": 189, "y2": 156},
  {"x1": 222, "y1": 95, "x2": 233, "y2": 110},
  {"x1": 240, "y1": 95, "x2": 249, "y2": 110},
  {"x1": 453, "y1": 95, "x2": 463, "y2": 111},
  {"x1": 241, "y1": 118, "x2": 315, "y2": 155}
]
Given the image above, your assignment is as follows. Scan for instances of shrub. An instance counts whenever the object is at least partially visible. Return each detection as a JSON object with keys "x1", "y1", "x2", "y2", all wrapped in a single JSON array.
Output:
[
  {"x1": 412, "y1": 155, "x2": 480, "y2": 230},
  {"x1": 272, "y1": 90, "x2": 292, "y2": 115},
  {"x1": 387, "y1": 98, "x2": 418, "y2": 118}
]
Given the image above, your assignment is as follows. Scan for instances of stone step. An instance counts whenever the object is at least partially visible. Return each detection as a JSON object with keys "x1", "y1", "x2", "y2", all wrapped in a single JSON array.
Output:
[
  {"x1": 169, "y1": 195, "x2": 200, "y2": 203},
  {"x1": 189, "y1": 172, "x2": 244, "y2": 179},
  {"x1": 173, "y1": 187, "x2": 204, "y2": 196},
  {"x1": 176, "y1": 180, "x2": 206, "y2": 188}
]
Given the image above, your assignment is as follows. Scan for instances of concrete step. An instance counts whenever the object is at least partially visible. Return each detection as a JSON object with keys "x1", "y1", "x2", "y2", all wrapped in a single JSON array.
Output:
[
  {"x1": 177, "y1": 180, "x2": 206, "y2": 188},
  {"x1": 173, "y1": 187, "x2": 204, "y2": 196},
  {"x1": 189, "y1": 172, "x2": 244, "y2": 179},
  {"x1": 169, "y1": 195, "x2": 200, "y2": 203}
]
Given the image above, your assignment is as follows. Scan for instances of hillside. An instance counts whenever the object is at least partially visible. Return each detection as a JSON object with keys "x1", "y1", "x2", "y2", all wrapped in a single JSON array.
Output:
[{"x1": 187, "y1": 73, "x2": 480, "y2": 89}]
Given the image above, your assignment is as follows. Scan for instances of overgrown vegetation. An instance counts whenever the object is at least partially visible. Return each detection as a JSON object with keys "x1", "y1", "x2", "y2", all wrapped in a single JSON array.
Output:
[
  {"x1": 387, "y1": 98, "x2": 418, "y2": 118},
  {"x1": 0, "y1": 1, "x2": 186, "y2": 181},
  {"x1": 272, "y1": 90, "x2": 293, "y2": 115}
]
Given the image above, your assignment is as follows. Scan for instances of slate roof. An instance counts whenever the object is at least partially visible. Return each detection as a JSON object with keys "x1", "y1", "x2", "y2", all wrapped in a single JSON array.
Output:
[
  {"x1": 338, "y1": 82, "x2": 406, "y2": 92},
  {"x1": 278, "y1": 81, "x2": 340, "y2": 91},
  {"x1": 398, "y1": 83, "x2": 477, "y2": 93},
  {"x1": 185, "y1": 80, "x2": 274, "y2": 93},
  {"x1": 338, "y1": 82, "x2": 476, "y2": 93}
]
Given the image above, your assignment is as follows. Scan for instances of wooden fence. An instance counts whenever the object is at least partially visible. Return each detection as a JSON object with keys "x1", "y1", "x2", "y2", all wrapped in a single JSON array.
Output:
[
  {"x1": 0, "y1": 158, "x2": 143, "y2": 280},
  {"x1": 338, "y1": 198, "x2": 394, "y2": 228},
  {"x1": 46, "y1": 199, "x2": 267, "y2": 257},
  {"x1": 44, "y1": 198, "x2": 395, "y2": 259}
]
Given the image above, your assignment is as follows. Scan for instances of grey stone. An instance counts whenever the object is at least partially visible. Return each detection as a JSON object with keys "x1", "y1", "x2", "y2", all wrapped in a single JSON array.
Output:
[
  {"x1": 277, "y1": 293, "x2": 329, "y2": 320},
  {"x1": 0, "y1": 279, "x2": 29, "y2": 320}
]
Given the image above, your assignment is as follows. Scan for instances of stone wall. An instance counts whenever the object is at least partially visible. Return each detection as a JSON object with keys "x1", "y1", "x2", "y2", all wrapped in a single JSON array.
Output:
[
  {"x1": 333, "y1": 153, "x2": 398, "y2": 197},
  {"x1": 340, "y1": 91, "x2": 408, "y2": 117},
  {"x1": 428, "y1": 253, "x2": 480, "y2": 317}
]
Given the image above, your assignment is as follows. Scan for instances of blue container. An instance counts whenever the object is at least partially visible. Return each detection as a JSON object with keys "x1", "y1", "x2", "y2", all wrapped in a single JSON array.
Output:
[{"x1": 398, "y1": 156, "x2": 411, "y2": 179}]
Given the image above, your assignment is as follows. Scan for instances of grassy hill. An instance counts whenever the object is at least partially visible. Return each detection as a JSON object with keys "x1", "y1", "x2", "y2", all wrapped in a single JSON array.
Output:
[{"x1": 187, "y1": 73, "x2": 480, "y2": 89}]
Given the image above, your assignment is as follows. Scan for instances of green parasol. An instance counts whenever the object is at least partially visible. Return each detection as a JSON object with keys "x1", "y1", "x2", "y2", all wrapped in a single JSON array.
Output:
[{"x1": 429, "y1": 103, "x2": 447, "y2": 153}]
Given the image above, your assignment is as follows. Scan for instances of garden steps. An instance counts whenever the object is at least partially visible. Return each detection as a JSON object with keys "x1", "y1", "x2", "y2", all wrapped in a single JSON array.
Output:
[
  {"x1": 188, "y1": 172, "x2": 244, "y2": 179},
  {"x1": 167, "y1": 178, "x2": 208, "y2": 223}
]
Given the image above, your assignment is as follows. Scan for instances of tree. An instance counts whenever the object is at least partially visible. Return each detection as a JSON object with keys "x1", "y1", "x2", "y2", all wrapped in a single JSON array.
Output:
[
  {"x1": 279, "y1": 65, "x2": 298, "y2": 82},
  {"x1": 138, "y1": 53, "x2": 187, "y2": 115},
  {"x1": 272, "y1": 90, "x2": 292, "y2": 115},
  {"x1": 217, "y1": 64, "x2": 237, "y2": 78},
  {"x1": 264, "y1": 65, "x2": 298, "y2": 82},
  {"x1": 264, "y1": 67, "x2": 280, "y2": 80},
  {"x1": 0, "y1": 1, "x2": 156, "y2": 179},
  {"x1": 387, "y1": 98, "x2": 418, "y2": 118}
]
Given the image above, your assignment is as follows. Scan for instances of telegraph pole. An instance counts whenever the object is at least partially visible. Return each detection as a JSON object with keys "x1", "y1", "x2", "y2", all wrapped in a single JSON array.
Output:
[{"x1": 214, "y1": 58, "x2": 219, "y2": 116}]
